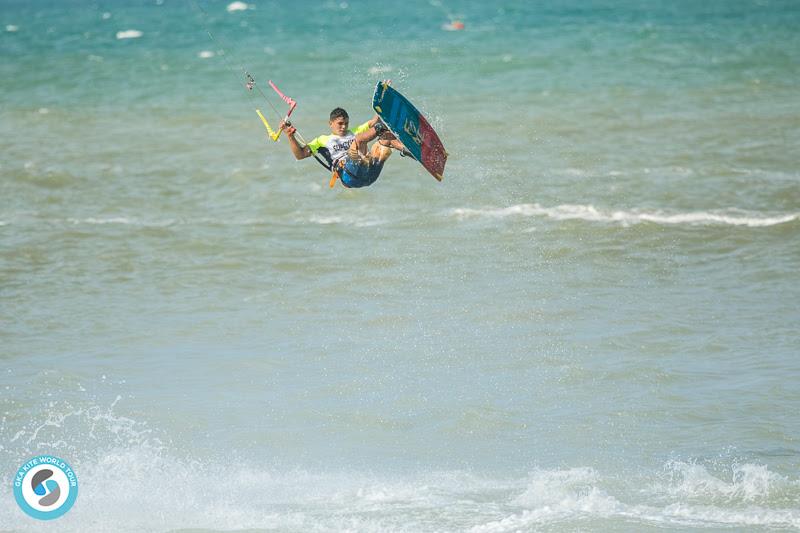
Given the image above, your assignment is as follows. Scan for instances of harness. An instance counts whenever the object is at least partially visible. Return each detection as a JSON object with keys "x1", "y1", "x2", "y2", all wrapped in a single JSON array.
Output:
[{"x1": 328, "y1": 159, "x2": 346, "y2": 189}]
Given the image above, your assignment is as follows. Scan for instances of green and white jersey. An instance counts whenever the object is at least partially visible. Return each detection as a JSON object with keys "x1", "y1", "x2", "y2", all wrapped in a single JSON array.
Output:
[{"x1": 307, "y1": 121, "x2": 371, "y2": 167}]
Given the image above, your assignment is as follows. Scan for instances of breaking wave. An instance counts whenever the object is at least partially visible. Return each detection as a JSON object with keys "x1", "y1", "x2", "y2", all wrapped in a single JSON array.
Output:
[{"x1": 449, "y1": 204, "x2": 800, "y2": 228}]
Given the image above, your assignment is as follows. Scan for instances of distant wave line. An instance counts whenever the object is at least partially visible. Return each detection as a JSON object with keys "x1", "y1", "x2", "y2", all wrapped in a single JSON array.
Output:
[
  {"x1": 13, "y1": 215, "x2": 382, "y2": 228},
  {"x1": 448, "y1": 204, "x2": 800, "y2": 228}
]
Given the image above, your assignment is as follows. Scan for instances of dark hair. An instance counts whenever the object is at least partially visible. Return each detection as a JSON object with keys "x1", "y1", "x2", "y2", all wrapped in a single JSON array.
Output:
[{"x1": 329, "y1": 108, "x2": 349, "y2": 122}]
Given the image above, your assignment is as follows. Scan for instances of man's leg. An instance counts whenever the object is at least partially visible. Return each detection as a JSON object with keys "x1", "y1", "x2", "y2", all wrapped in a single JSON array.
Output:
[
  {"x1": 370, "y1": 141, "x2": 393, "y2": 163},
  {"x1": 373, "y1": 133, "x2": 410, "y2": 162},
  {"x1": 353, "y1": 122, "x2": 386, "y2": 156},
  {"x1": 348, "y1": 139, "x2": 370, "y2": 164}
]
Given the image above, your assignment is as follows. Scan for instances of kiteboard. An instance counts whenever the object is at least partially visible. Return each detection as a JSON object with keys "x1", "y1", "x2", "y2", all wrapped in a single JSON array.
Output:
[{"x1": 372, "y1": 81, "x2": 448, "y2": 181}]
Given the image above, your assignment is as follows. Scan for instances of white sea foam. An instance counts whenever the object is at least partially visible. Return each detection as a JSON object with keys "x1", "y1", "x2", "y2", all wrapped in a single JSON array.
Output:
[
  {"x1": 1, "y1": 397, "x2": 500, "y2": 533},
  {"x1": 654, "y1": 460, "x2": 797, "y2": 503},
  {"x1": 226, "y1": 1, "x2": 250, "y2": 12},
  {"x1": 67, "y1": 216, "x2": 135, "y2": 225},
  {"x1": 11, "y1": 216, "x2": 284, "y2": 229},
  {"x1": 3, "y1": 419, "x2": 799, "y2": 533},
  {"x1": 471, "y1": 465, "x2": 800, "y2": 532},
  {"x1": 511, "y1": 467, "x2": 604, "y2": 507},
  {"x1": 66, "y1": 217, "x2": 175, "y2": 227},
  {"x1": 111, "y1": 215, "x2": 343, "y2": 228},
  {"x1": 116, "y1": 29, "x2": 143, "y2": 40},
  {"x1": 368, "y1": 64, "x2": 393, "y2": 75},
  {"x1": 198, "y1": 50, "x2": 215, "y2": 59},
  {"x1": 6, "y1": 24, "x2": 19, "y2": 32},
  {"x1": 307, "y1": 214, "x2": 385, "y2": 227},
  {"x1": 657, "y1": 503, "x2": 800, "y2": 529},
  {"x1": 449, "y1": 204, "x2": 800, "y2": 228},
  {"x1": 473, "y1": 502, "x2": 800, "y2": 532}
]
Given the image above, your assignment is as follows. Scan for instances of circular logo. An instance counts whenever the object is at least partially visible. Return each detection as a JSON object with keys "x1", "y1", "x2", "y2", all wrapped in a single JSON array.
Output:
[{"x1": 13, "y1": 455, "x2": 78, "y2": 520}]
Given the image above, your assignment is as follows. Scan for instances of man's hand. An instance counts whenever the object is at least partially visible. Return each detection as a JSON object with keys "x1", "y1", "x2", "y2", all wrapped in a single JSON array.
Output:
[{"x1": 280, "y1": 120, "x2": 297, "y2": 137}]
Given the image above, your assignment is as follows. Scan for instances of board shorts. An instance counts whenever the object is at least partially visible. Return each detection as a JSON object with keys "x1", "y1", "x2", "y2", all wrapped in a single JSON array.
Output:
[{"x1": 340, "y1": 156, "x2": 385, "y2": 188}]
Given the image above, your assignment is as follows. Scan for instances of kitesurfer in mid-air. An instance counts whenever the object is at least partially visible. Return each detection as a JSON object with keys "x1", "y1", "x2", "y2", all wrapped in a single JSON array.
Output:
[{"x1": 280, "y1": 108, "x2": 408, "y2": 188}]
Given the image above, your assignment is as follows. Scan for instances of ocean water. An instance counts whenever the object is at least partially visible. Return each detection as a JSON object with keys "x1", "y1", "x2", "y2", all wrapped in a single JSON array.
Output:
[{"x1": 2, "y1": 0, "x2": 800, "y2": 530}]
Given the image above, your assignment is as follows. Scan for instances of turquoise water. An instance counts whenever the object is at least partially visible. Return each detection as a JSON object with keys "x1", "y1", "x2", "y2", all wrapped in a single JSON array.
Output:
[{"x1": 2, "y1": 0, "x2": 800, "y2": 530}]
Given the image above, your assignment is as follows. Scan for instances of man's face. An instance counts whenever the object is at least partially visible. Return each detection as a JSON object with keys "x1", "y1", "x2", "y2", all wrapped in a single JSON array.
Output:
[{"x1": 329, "y1": 117, "x2": 349, "y2": 136}]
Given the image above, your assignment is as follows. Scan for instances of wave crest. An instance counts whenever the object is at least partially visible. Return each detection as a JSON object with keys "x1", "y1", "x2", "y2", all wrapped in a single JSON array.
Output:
[{"x1": 449, "y1": 204, "x2": 799, "y2": 227}]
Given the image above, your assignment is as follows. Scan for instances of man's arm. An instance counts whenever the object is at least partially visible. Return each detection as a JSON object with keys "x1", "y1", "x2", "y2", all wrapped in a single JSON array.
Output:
[
  {"x1": 353, "y1": 115, "x2": 384, "y2": 143},
  {"x1": 282, "y1": 123, "x2": 311, "y2": 160}
]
